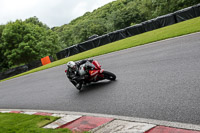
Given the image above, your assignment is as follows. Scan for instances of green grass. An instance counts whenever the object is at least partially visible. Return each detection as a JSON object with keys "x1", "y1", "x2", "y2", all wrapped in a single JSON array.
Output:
[
  {"x1": 0, "y1": 113, "x2": 73, "y2": 133},
  {"x1": 1, "y1": 16, "x2": 200, "y2": 82}
]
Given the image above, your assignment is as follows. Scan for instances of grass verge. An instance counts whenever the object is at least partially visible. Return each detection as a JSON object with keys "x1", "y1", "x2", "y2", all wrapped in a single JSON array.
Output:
[
  {"x1": 0, "y1": 113, "x2": 75, "y2": 133},
  {"x1": 1, "y1": 16, "x2": 200, "y2": 82}
]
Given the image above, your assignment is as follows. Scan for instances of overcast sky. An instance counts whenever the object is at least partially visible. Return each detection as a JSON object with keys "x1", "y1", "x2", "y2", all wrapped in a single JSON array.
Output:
[{"x1": 0, "y1": 0, "x2": 116, "y2": 27}]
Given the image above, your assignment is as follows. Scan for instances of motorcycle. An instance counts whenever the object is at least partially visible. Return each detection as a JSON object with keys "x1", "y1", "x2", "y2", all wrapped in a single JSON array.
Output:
[{"x1": 65, "y1": 60, "x2": 116, "y2": 91}]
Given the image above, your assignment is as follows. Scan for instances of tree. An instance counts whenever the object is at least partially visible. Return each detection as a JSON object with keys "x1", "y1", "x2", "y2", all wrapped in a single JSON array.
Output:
[
  {"x1": 54, "y1": 0, "x2": 200, "y2": 48},
  {"x1": 1, "y1": 19, "x2": 60, "y2": 67},
  {"x1": 25, "y1": 16, "x2": 49, "y2": 29},
  {"x1": 73, "y1": 19, "x2": 107, "y2": 43},
  {"x1": 106, "y1": 1, "x2": 141, "y2": 31},
  {"x1": 59, "y1": 19, "x2": 107, "y2": 48},
  {"x1": 0, "y1": 25, "x2": 9, "y2": 72}
]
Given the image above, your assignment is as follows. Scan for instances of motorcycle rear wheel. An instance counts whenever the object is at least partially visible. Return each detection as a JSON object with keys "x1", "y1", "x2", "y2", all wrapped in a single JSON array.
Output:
[{"x1": 102, "y1": 71, "x2": 116, "y2": 81}]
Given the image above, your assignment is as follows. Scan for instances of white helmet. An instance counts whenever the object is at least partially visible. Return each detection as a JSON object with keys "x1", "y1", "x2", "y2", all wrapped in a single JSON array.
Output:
[{"x1": 66, "y1": 61, "x2": 76, "y2": 71}]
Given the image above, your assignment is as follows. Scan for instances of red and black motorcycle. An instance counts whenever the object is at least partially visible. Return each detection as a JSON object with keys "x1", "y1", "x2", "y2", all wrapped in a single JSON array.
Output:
[{"x1": 65, "y1": 60, "x2": 116, "y2": 90}]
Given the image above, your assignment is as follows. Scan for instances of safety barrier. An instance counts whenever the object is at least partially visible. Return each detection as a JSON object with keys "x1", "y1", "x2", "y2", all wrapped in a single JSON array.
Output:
[
  {"x1": 0, "y1": 56, "x2": 53, "y2": 80},
  {"x1": 56, "y1": 4, "x2": 200, "y2": 60}
]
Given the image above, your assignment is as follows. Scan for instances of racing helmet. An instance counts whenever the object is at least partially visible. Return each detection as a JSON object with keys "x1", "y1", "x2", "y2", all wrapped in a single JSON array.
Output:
[{"x1": 66, "y1": 61, "x2": 76, "y2": 71}]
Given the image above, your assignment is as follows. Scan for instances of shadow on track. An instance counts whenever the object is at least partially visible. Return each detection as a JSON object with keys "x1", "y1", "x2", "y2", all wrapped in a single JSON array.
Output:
[{"x1": 78, "y1": 80, "x2": 117, "y2": 93}]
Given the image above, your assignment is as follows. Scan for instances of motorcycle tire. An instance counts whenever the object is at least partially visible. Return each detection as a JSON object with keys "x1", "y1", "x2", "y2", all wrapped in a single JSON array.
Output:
[{"x1": 102, "y1": 71, "x2": 116, "y2": 81}]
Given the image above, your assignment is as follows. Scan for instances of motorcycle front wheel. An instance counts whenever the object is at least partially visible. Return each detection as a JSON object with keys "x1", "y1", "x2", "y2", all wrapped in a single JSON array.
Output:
[{"x1": 102, "y1": 71, "x2": 116, "y2": 81}]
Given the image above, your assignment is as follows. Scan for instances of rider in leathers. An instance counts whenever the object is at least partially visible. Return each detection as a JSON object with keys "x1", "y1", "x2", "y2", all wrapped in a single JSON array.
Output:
[{"x1": 66, "y1": 59, "x2": 94, "y2": 90}]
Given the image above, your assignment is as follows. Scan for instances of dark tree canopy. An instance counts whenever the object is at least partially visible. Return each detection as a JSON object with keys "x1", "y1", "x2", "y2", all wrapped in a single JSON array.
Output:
[{"x1": 0, "y1": 19, "x2": 60, "y2": 71}]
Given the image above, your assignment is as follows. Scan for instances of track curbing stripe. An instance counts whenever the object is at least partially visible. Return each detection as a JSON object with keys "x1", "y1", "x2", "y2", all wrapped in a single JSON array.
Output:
[
  {"x1": 44, "y1": 115, "x2": 82, "y2": 129},
  {"x1": 92, "y1": 119, "x2": 156, "y2": 133},
  {"x1": 1, "y1": 109, "x2": 200, "y2": 132}
]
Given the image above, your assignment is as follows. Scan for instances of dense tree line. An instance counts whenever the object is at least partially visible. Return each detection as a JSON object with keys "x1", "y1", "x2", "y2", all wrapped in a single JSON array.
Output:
[
  {"x1": 53, "y1": 0, "x2": 200, "y2": 48},
  {"x1": 0, "y1": 0, "x2": 199, "y2": 72},
  {"x1": 0, "y1": 17, "x2": 61, "y2": 72}
]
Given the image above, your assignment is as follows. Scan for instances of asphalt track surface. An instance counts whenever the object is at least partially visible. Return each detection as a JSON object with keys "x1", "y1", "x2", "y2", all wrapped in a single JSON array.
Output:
[{"x1": 0, "y1": 32, "x2": 200, "y2": 125}]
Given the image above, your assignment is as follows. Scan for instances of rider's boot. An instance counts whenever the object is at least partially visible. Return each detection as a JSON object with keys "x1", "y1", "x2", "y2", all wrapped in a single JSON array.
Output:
[{"x1": 76, "y1": 82, "x2": 82, "y2": 90}]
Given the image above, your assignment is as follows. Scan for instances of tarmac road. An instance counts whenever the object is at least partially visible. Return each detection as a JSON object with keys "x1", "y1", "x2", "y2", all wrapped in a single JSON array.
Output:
[{"x1": 0, "y1": 32, "x2": 200, "y2": 125}]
